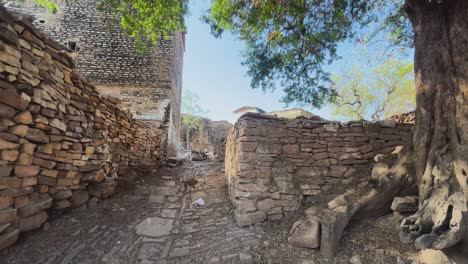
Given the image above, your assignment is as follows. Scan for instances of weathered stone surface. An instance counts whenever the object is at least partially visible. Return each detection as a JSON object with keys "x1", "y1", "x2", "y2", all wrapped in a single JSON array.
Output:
[
  {"x1": 0, "y1": 176, "x2": 22, "y2": 189},
  {"x1": 70, "y1": 191, "x2": 89, "y2": 208},
  {"x1": 14, "y1": 165, "x2": 40, "y2": 177},
  {"x1": 235, "y1": 211, "x2": 267, "y2": 227},
  {"x1": 135, "y1": 217, "x2": 173, "y2": 237},
  {"x1": 0, "y1": 103, "x2": 16, "y2": 119},
  {"x1": 0, "y1": 166, "x2": 13, "y2": 177},
  {"x1": 391, "y1": 196, "x2": 418, "y2": 213},
  {"x1": 226, "y1": 114, "x2": 412, "y2": 226},
  {"x1": 0, "y1": 90, "x2": 28, "y2": 110},
  {"x1": 18, "y1": 197, "x2": 52, "y2": 217},
  {"x1": 25, "y1": 128, "x2": 49, "y2": 143},
  {"x1": 0, "y1": 208, "x2": 16, "y2": 224},
  {"x1": 414, "y1": 249, "x2": 453, "y2": 264},
  {"x1": 80, "y1": 169, "x2": 106, "y2": 182},
  {"x1": 52, "y1": 189, "x2": 72, "y2": 200},
  {"x1": 1, "y1": 149, "x2": 18, "y2": 161},
  {"x1": 288, "y1": 219, "x2": 321, "y2": 248},
  {"x1": 0, "y1": 138, "x2": 20, "y2": 150},
  {"x1": 0, "y1": 229, "x2": 19, "y2": 252},
  {"x1": 13, "y1": 110, "x2": 33, "y2": 124},
  {"x1": 233, "y1": 199, "x2": 256, "y2": 213},
  {"x1": 18, "y1": 211, "x2": 47, "y2": 232},
  {"x1": 53, "y1": 199, "x2": 72, "y2": 210}
]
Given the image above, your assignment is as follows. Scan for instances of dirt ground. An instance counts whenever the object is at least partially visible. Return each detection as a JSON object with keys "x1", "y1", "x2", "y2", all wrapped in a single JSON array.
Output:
[{"x1": 1, "y1": 161, "x2": 417, "y2": 264}]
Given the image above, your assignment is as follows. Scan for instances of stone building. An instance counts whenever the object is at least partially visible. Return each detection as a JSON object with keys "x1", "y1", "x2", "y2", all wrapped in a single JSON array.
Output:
[
  {"x1": 180, "y1": 116, "x2": 233, "y2": 161},
  {"x1": 233, "y1": 106, "x2": 265, "y2": 120},
  {"x1": 268, "y1": 108, "x2": 322, "y2": 120},
  {"x1": 7, "y1": 0, "x2": 184, "y2": 157}
]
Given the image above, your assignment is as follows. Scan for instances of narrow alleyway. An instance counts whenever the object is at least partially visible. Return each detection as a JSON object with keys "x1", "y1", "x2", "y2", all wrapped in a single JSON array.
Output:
[
  {"x1": 1, "y1": 162, "x2": 262, "y2": 264},
  {"x1": 1, "y1": 162, "x2": 413, "y2": 264}
]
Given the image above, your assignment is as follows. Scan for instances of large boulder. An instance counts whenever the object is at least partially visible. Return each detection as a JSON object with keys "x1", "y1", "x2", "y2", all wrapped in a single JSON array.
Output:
[{"x1": 288, "y1": 218, "x2": 321, "y2": 248}]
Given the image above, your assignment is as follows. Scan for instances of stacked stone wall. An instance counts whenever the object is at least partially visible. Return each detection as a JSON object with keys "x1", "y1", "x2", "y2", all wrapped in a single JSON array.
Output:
[
  {"x1": 6, "y1": 0, "x2": 184, "y2": 157},
  {"x1": 225, "y1": 113, "x2": 413, "y2": 226},
  {"x1": 0, "y1": 6, "x2": 164, "y2": 251}
]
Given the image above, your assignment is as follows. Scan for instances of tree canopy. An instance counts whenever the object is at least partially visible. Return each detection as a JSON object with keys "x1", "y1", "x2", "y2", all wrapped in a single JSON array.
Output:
[
  {"x1": 29, "y1": 0, "x2": 411, "y2": 107},
  {"x1": 331, "y1": 57, "x2": 415, "y2": 121},
  {"x1": 181, "y1": 89, "x2": 207, "y2": 131}
]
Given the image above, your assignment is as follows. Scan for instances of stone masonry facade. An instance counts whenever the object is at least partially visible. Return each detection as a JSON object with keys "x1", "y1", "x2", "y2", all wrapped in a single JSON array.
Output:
[
  {"x1": 0, "y1": 6, "x2": 166, "y2": 251},
  {"x1": 225, "y1": 113, "x2": 413, "y2": 227},
  {"x1": 7, "y1": 0, "x2": 184, "y2": 157}
]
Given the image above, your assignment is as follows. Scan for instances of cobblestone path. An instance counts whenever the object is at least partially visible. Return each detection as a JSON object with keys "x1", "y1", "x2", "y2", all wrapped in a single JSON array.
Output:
[
  {"x1": 1, "y1": 162, "x2": 263, "y2": 264},
  {"x1": 1, "y1": 161, "x2": 417, "y2": 264}
]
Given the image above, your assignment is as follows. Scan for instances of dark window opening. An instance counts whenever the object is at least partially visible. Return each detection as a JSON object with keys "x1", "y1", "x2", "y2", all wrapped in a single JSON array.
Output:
[
  {"x1": 66, "y1": 40, "x2": 79, "y2": 51},
  {"x1": 39, "y1": 20, "x2": 45, "y2": 23}
]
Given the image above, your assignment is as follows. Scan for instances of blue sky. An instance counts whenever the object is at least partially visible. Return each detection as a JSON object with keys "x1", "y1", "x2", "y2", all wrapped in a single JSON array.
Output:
[{"x1": 182, "y1": 0, "x2": 412, "y2": 124}]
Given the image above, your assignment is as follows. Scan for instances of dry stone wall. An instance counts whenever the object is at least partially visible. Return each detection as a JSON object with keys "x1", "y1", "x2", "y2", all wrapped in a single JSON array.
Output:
[
  {"x1": 6, "y1": 0, "x2": 184, "y2": 157},
  {"x1": 225, "y1": 113, "x2": 413, "y2": 227},
  {"x1": 0, "y1": 6, "x2": 164, "y2": 251}
]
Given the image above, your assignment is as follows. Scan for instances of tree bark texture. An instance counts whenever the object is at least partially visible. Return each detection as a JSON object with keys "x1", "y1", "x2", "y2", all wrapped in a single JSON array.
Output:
[{"x1": 401, "y1": 0, "x2": 468, "y2": 250}]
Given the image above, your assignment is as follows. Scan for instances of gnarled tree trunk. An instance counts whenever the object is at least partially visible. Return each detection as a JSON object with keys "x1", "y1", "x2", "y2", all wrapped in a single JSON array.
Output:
[{"x1": 401, "y1": 0, "x2": 468, "y2": 251}]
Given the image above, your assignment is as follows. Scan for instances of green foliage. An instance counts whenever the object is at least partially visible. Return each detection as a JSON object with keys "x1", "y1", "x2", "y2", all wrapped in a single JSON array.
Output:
[
  {"x1": 28, "y1": 0, "x2": 413, "y2": 107},
  {"x1": 181, "y1": 89, "x2": 207, "y2": 130},
  {"x1": 35, "y1": 0, "x2": 58, "y2": 12},
  {"x1": 97, "y1": 0, "x2": 189, "y2": 52},
  {"x1": 331, "y1": 58, "x2": 415, "y2": 121},
  {"x1": 205, "y1": 0, "x2": 411, "y2": 108}
]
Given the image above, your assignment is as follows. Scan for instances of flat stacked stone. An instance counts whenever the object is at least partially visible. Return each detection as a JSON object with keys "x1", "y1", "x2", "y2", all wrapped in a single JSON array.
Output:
[
  {"x1": 225, "y1": 112, "x2": 413, "y2": 227},
  {"x1": 0, "y1": 5, "x2": 165, "y2": 251}
]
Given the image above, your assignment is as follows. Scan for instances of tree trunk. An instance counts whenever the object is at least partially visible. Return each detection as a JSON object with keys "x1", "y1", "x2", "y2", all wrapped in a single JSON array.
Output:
[{"x1": 400, "y1": 0, "x2": 468, "y2": 251}]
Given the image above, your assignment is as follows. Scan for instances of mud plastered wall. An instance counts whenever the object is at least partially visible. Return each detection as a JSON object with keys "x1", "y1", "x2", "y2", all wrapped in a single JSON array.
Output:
[
  {"x1": 0, "y1": 6, "x2": 165, "y2": 251},
  {"x1": 225, "y1": 113, "x2": 413, "y2": 226}
]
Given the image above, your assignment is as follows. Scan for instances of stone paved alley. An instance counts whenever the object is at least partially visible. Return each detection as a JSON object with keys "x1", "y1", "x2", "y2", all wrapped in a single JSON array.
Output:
[{"x1": 1, "y1": 162, "x2": 415, "y2": 264}]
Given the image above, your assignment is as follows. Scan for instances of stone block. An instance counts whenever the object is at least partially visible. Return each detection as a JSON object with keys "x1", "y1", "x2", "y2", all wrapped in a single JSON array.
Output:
[
  {"x1": 1, "y1": 149, "x2": 18, "y2": 161},
  {"x1": 21, "y1": 143, "x2": 36, "y2": 154},
  {"x1": 16, "y1": 153, "x2": 33, "y2": 165},
  {"x1": 25, "y1": 128, "x2": 49, "y2": 143},
  {"x1": 18, "y1": 197, "x2": 52, "y2": 217},
  {"x1": 288, "y1": 219, "x2": 320, "y2": 248},
  {"x1": 13, "y1": 110, "x2": 33, "y2": 124},
  {"x1": 0, "y1": 103, "x2": 16, "y2": 119},
  {"x1": 233, "y1": 198, "x2": 256, "y2": 213},
  {"x1": 235, "y1": 211, "x2": 267, "y2": 227},
  {"x1": 52, "y1": 189, "x2": 72, "y2": 200},
  {"x1": 282, "y1": 144, "x2": 299, "y2": 154},
  {"x1": 0, "y1": 176, "x2": 21, "y2": 189},
  {"x1": 38, "y1": 176, "x2": 57, "y2": 186},
  {"x1": 0, "y1": 132, "x2": 19, "y2": 142},
  {"x1": 0, "y1": 208, "x2": 16, "y2": 225},
  {"x1": 70, "y1": 191, "x2": 89, "y2": 208},
  {"x1": 391, "y1": 196, "x2": 418, "y2": 213},
  {"x1": 14, "y1": 165, "x2": 40, "y2": 177},
  {"x1": 0, "y1": 197, "x2": 13, "y2": 209},
  {"x1": 0, "y1": 229, "x2": 19, "y2": 252},
  {"x1": 14, "y1": 195, "x2": 28, "y2": 208},
  {"x1": 0, "y1": 90, "x2": 28, "y2": 110},
  {"x1": 9, "y1": 125, "x2": 28, "y2": 137},
  {"x1": 0, "y1": 138, "x2": 20, "y2": 150},
  {"x1": 52, "y1": 199, "x2": 71, "y2": 210},
  {"x1": 257, "y1": 198, "x2": 275, "y2": 212},
  {"x1": 18, "y1": 211, "x2": 47, "y2": 232},
  {"x1": 80, "y1": 169, "x2": 106, "y2": 182}
]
